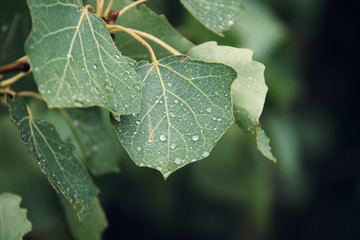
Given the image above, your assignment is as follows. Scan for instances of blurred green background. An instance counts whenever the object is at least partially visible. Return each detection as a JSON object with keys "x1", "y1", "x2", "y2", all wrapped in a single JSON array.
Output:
[{"x1": 1, "y1": 0, "x2": 359, "y2": 239}]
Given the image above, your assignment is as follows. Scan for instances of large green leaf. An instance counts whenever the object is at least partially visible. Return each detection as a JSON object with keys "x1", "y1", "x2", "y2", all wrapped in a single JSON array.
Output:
[
  {"x1": 61, "y1": 197, "x2": 107, "y2": 240},
  {"x1": 0, "y1": 192, "x2": 32, "y2": 240},
  {"x1": 180, "y1": 0, "x2": 247, "y2": 36},
  {"x1": 112, "y1": 55, "x2": 236, "y2": 178},
  {"x1": 6, "y1": 95, "x2": 99, "y2": 218},
  {"x1": 25, "y1": 0, "x2": 143, "y2": 117},
  {"x1": 63, "y1": 108, "x2": 122, "y2": 176},
  {"x1": 188, "y1": 42, "x2": 275, "y2": 161}
]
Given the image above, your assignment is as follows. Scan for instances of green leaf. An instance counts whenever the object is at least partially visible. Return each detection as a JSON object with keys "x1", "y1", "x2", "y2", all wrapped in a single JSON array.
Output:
[
  {"x1": 112, "y1": 55, "x2": 236, "y2": 178},
  {"x1": 6, "y1": 95, "x2": 99, "y2": 218},
  {"x1": 62, "y1": 108, "x2": 122, "y2": 176},
  {"x1": 180, "y1": 0, "x2": 247, "y2": 36},
  {"x1": 0, "y1": 192, "x2": 32, "y2": 240},
  {"x1": 61, "y1": 197, "x2": 107, "y2": 240},
  {"x1": 25, "y1": 0, "x2": 143, "y2": 117},
  {"x1": 188, "y1": 41, "x2": 275, "y2": 162}
]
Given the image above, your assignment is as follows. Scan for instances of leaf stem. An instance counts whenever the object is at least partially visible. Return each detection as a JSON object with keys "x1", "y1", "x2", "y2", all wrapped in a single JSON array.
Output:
[
  {"x1": 117, "y1": 0, "x2": 148, "y2": 18},
  {"x1": 59, "y1": 109, "x2": 89, "y2": 160},
  {"x1": 111, "y1": 27, "x2": 181, "y2": 56},
  {"x1": 18, "y1": 91, "x2": 45, "y2": 101},
  {"x1": 96, "y1": 0, "x2": 105, "y2": 17},
  {"x1": 103, "y1": 0, "x2": 114, "y2": 18},
  {"x1": 108, "y1": 25, "x2": 158, "y2": 64},
  {"x1": 0, "y1": 70, "x2": 31, "y2": 88}
]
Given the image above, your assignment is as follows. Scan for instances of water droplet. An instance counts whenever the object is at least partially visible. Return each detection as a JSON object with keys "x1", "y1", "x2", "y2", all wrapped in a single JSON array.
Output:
[
  {"x1": 159, "y1": 135, "x2": 166, "y2": 141},
  {"x1": 93, "y1": 64, "x2": 97, "y2": 69},
  {"x1": 202, "y1": 151, "x2": 210, "y2": 157},
  {"x1": 192, "y1": 135, "x2": 199, "y2": 141},
  {"x1": 136, "y1": 146, "x2": 142, "y2": 152},
  {"x1": 135, "y1": 120, "x2": 140, "y2": 125},
  {"x1": 129, "y1": 61, "x2": 136, "y2": 67},
  {"x1": 246, "y1": 84, "x2": 250, "y2": 88},
  {"x1": 174, "y1": 158, "x2": 182, "y2": 165},
  {"x1": 105, "y1": 85, "x2": 114, "y2": 92},
  {"x1": 227, "y1": 20, "x2": 234, "y2": 26},
  {"x1": 207, "y1": 108, "x2": 212, "y2": 113},
  {"x1": 115, "y1": 54, "x2": 121, "y2": 59},
  {"x1": 174, "y1": 99, "x2": 179, "y2": 103},
  {"x1": 248, "y1": 76, "x2": 253, "y2": 80},
  {"x1": 167, "y1": 83, "x2": 172, "y2": 87},
  {"x1": 170, "y1": 143, "x2": 176, "y2": 150}
]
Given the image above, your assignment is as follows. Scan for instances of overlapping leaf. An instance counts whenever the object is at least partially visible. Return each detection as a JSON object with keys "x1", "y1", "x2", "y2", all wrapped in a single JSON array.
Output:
[
  {"x1": 63, "y1": 108, "x2": 122, "y2": 175},
  {"x1": 6, "y1": 95, "x2": 99, "y2": 218},
  {"x1": 61, "y1": 197, "x2": 107, "y2": 240},
  {"x1": 25, "y1": 0, "x2": 143, "y2": 116},
  {"x1": 180, "y1": 0, "x2": 247, "y2": 35},
  {"x1": 112, "y1": 55, "x2": 236, "y2": 178},
  {"x1": 0, "y1": 192, "x2": 32, "y2": 240},
  {"x1": 188, "y1": 41, "x2": 275, "y2": 161}
]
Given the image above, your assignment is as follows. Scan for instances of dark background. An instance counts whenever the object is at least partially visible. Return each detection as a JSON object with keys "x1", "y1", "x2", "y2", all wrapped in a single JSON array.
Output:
[{"x1": 1, "y1": 0, "x2": 359, "y2": 239}]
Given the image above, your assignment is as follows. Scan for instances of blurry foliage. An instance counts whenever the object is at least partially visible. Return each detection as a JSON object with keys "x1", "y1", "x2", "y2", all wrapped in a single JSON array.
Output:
[{"x1": 0, "y1": 0, "x2": 341, "y2": 239}]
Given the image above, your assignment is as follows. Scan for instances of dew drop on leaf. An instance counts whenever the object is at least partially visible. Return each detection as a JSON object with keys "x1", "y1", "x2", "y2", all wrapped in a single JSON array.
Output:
[
  {"x1": 174, "y1": 158, "x2": 182, "y2": 165},
  {"x1": 159, "y1": 135, "x2": 167, "y2": 142},
  {"x1": 192, "y1": 135, "x2": 199, "y2": 141}
]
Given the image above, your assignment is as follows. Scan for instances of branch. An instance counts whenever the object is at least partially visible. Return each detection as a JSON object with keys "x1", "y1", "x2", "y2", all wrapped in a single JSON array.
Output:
[{"x1": 0, "y1": 56, "x2": 30, "y2": 75}]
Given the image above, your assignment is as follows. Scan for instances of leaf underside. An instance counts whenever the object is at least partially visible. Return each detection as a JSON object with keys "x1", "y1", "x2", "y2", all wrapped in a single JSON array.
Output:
[
  {"x1": 180, "y1": 0, "x2": 247, "y2": 35},
  {"x1": 112, "y1": 55, "x2": 236, "y2": 178},
  {"x1": 0, "y1": 192, "x2": 32, "y2": 240},
  {"x1": 188, "y1": 41, "x2": 275, "y2": 161},
  {"x1": 64, "y1": 108, "x2": 122, "y2": 176},
  {"x1": 6, "y1": 95, "x2": 99, "y2": 219},
  {"x1": 25, "y1": 0, "x2": 143, "y2": 116},
  {"x1": 61, "y1": 197, "x2": 108, "y2": 240}
]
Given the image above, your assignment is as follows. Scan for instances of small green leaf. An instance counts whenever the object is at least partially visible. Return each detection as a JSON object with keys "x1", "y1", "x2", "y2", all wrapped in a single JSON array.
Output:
[
  {"x1": 188, "y1": 41, "x2": 275, "y2": 162},
  {"x1": 180, "y1": 0, "x2": 247, "y2": 35},
  {"x1": 61, "y1": 197, "x2": 107, "y2": 240},
  {"x1": 112, "y1": 55, "x2": 236, "y2": 178},
  {"x1": 25, "y1": 0, "x2": 143, "y2": 116},
  {"x1": 6, "y1": 95, "x2": 99, "y2": 218},
  {"x1": 0, "y1": 192, "x2": 32, "y2": 240},
  {"x1": 63, "y1": 108, "x2": 122, "y2": 176}
]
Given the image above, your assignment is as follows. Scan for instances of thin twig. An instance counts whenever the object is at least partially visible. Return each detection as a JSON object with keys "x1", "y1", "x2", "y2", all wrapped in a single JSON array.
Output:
[
  {"x1": 0, "y1": 71, "x2": 29, "y2": 87},
  {"x1": 112, "y1": 27, "x2": 181, "y2": 55},
  {"x1": 0, "y1": 56, "x2": 30, "y2": 75},
  {"x1": 96, "y1": 0, "x2": 105, "y2": 17},
  {"x1": 117, "y1": 0, "x2": 147, "y2": 18},
  {"x1": 18, "y1": 91, "x2": 45, "y2": 101},
  {"x1": 103, "y1": 0, "x2": 114, "y2": 18},
  {"x1": 108, "y1": 25, "x2": 158, "y2": 64}
]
